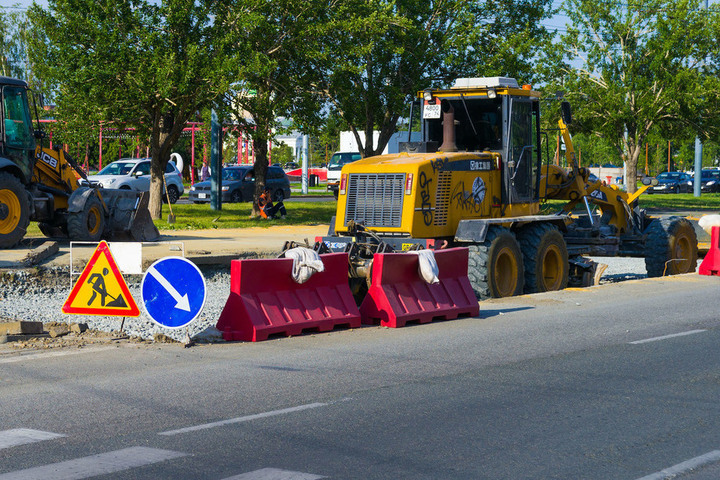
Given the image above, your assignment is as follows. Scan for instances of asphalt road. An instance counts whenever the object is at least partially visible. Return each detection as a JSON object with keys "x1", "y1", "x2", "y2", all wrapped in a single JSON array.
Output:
[{"x1": 1, "y1": 274, "x2": 719, "y2": 479}]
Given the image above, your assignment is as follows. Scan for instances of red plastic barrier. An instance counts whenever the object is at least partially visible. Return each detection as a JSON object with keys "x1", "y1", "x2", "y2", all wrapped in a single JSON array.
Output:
[
  {"x1": 359, "y1": 248, "x2": 479, "y2": 328},
  {"x1": 699, "y1": 226, "x2": 720, "y2": 276},
  {"x1": 216, "y1": 252, "x2": 361, "y2": 341}
]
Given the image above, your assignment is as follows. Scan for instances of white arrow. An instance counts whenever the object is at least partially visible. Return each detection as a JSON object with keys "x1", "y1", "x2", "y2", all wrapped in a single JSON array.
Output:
[{"x1": 147, "y1": 265, "x2": 191, "y2": 311}]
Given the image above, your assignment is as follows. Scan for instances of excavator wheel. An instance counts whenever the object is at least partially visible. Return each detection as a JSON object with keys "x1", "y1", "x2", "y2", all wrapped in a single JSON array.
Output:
[
  {"x1": 467, "y1": 226, "x2": 524, "y2": 299},
  {"x1": 518, "y1": 223, "x2": 569, "y2": 294},
  {"x1": 644, "y1": 217, "x2": 698, "y2": 277},
  {"x1": 0, "y1": 172, "x2": 30, "y2": 249},
  {"x1": 67, "y1": 195, "x2": 106, "y2": 241}
]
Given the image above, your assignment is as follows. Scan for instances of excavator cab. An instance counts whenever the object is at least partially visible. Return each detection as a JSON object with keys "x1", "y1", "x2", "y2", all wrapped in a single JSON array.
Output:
[{"x1": 1, "y1": 78, "x2": 37, "y2": 181}]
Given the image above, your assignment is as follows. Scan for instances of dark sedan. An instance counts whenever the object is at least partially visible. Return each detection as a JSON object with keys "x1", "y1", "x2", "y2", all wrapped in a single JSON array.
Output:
[
  {"x1": 699, "y1": 169, "x2": 720, "y2": 193},
  {"x1": 647, "y1": 171, "x2": 692, "y2": 194},
  {"x1": 188, "y1": 165, "x2": 291, "y2": 203}
]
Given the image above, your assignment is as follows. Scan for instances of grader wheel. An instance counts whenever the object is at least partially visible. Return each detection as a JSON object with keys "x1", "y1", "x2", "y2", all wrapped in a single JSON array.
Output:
[
  {"x1": 518, "y1": 223, "x2": 569, "y2": 294},
  {"x1": 644, "y1": 217, "x2": 698, "y2": 277},
  {"x1": 0, "y1": 172, "x2": 30, "y2": 249},
  {"x1": 468, "y1": 226, "x2": 524, "y2": 299}
]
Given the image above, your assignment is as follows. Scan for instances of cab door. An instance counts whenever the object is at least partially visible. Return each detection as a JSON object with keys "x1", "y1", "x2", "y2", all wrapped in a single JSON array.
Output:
[
  {"x1": 503, "y1": 97, "x2": 539, "y2": 204},
  {"x1": 1, "y1": 86, "x2": 36, "y2": 181}
]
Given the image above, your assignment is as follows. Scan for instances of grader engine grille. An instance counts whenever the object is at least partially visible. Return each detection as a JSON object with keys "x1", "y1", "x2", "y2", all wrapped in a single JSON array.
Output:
[
  {"x1": 345, "y1": 173, "x2": 405, "y2": 228},
  {"x1": 433, "y1": 171, "x2": 452, "y2": 226}
]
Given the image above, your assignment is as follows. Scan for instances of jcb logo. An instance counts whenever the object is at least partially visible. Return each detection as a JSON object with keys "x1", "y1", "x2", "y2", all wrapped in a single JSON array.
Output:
[{"x1": 39, "y1": 151, "x2": 58, "y2": 169}]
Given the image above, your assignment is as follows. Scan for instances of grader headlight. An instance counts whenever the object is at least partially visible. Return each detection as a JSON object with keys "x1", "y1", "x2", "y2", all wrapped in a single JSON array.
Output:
[
  {"x1": 339, "y1": 174, "x2": 347, "y2": 195},
  {"x1": 405, "y1": 173, "x2": 414, "y2": 195}
]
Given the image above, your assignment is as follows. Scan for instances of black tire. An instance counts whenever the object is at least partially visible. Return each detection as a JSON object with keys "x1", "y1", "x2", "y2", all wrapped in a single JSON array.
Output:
[
  {"x1": 0, "y1": 172, "x2": 30, "y2": 248},
  {"x1": 230, "y1": 190, "x2": 243, "y2": 203},
  {"x1": 644, "y1": 216, "x2": 698, "y2": 277},
  {"x1": 273, "y1": 189, "x2": 285, "y2": 202},
  {"x1": 467, "y1": 226, "x2": 524, "y2": 299},
  {"x1": 517, "y1": 223, "x2": 569, "y2": 294},
  {"x1": 166, "y1": 184, "x2": 180, "y2": 204},
  {"x1": 333, "y1": 190, "x2": 339, "y2": 200},
  {"x1": 67, "y1": 195, "x2": 106, "y2": 241}
]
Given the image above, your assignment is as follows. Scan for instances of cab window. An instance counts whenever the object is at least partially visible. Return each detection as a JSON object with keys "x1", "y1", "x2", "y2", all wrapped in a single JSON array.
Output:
[{"x1": 2, "y1": 86, "x2": 35, "y2": 150}]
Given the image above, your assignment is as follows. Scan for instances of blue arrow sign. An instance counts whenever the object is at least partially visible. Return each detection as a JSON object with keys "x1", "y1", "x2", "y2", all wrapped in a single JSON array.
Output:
[{"x1": 141, "y1": 257, "x2": 207, "y2": 329}]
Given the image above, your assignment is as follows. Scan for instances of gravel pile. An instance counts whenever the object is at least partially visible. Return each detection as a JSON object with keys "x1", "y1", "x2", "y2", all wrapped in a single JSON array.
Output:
[
  {"x1": 0, "y1": 256, "x2": 692, "y2": 343},
  {"x1": 0, "y1": 266, "x2": 230, "y2": 343}
]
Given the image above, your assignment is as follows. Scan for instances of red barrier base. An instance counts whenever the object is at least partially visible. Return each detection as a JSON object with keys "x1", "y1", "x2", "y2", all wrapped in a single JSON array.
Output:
[
  {"x1": 699, "y1": 226, "x2": 720, "y2": 276},
  {"x1": 360, "y1": 248, "x2": 479, "y2": 328},
  {"x1": 217, "y1": 252, "x2": 361, "y2": 341}
]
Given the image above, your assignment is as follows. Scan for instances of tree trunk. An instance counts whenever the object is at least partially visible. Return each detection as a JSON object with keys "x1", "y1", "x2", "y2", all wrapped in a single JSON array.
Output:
[
  {"x1": 251, "y1": 137, "x2": 269, "y2": 217},
  {"x1": 148, "y1": 111, "x2": 187, "y2": 219}
]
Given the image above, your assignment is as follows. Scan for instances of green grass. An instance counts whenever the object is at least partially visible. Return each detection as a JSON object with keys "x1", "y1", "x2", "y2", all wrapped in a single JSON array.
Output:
[
  {"x1": 540, "y1": 192, "x2": 720, "y2": 215},
  {"x1": 635, "y1": 192, "x2": 720, "y2": 210},
  {"x1": 156, "y1": 200, "x2": 336, "y2": 230}
]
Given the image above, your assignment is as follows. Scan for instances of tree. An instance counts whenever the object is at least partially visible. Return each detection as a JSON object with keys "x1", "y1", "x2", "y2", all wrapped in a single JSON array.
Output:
[
  {"x1": 550, "y1": 0, "x2": 720, "y2": 193},
  {"x1": 216, "y1": 0, "x2": 327, "y2": 216},
  {"x1": 314, "y1": 0, "x2": 555, "y2": 158},
  {"x1": 28, "y1": 0, "x2": 233, "y2": 218}
]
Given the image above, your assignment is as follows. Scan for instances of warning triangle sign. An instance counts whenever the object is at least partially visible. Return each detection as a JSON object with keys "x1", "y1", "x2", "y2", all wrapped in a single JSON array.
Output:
[{"x1": 62, "y1": 241, "x2": 141, "y2": 317}]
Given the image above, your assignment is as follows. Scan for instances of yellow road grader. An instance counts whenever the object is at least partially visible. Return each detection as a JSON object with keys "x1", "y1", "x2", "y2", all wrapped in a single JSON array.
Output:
[
  {"x1": 0, "y1": 76, "x2": 157, "y2": 249},
  {"x1": 317, "y1": 77, "x2": 698, "y2": 299}
]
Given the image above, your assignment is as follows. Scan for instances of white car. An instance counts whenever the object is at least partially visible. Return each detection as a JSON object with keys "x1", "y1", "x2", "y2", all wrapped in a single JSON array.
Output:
[{"x1": 84, "y1": 158, "x2": 184, "y2": 203}]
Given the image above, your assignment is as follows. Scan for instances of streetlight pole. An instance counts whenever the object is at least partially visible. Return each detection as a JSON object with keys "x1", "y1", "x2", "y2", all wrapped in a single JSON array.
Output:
[{"x1": 693, "y1": 0, "x2": 709, "y2": 198}]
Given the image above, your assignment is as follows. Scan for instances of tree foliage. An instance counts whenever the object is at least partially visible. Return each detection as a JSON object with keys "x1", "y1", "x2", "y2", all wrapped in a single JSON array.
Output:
[
  {"x1": 549, "y1": 0, "x2": 720, "y2": 192},
  {"x1": 28, "y1": 0, "x2": 233, "y2": 218},
  {"x1": 215, "y1": 0, "x2": 328, "y2": 216},
  {"x1": 313, "y1": 0, "x2": 555, "y2": 157}
]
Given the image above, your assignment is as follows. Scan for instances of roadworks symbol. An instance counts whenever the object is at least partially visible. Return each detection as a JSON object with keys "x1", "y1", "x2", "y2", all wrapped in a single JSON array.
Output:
[{"x1": 62, "y1": 241, "x2": 141, "y2": 317}]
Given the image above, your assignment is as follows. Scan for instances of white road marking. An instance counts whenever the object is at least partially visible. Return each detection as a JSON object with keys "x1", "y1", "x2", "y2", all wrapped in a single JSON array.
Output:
[
  {"x1": 222, "y1": 468, "x2": 326, "y2": 480},
  {"x1": 0, "y1": 446, "x2": 187, "y2": 480},
  {"x1": 629, "y1": 329, "x2": 707, "y2": 345},
  {"x1": 0, "y1": 429, "x2": 66, "y2": 450},
  {"x1": 635, "y1": 449, "x2": 720, "y2": 480},
  {"x1": 158, "y1": 402, "x2": 329, "y2": 436},
  {"x1": 0, "y1": 347, "x2": 114, "y2": 364}
]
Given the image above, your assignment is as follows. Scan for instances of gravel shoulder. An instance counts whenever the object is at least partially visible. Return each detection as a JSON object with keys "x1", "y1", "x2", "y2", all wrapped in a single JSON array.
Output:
[{"x1": 1, "y1": 254, "x2": 697, "y2": 352}]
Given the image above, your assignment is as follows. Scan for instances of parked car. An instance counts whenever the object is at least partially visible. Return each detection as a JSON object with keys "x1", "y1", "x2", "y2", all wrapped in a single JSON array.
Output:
[
  {"x1": 647, "y1": 171, "x2": 691, "y2": 194},
  {"x1": 188, "y1": 165, "x2": 291, "y2": 203},
  {"x1": 83, "y1": 158, "x2": 184, "y2": 203},
  {"x1": 699, "y1": 169, "x2": 720, "y2": 193},
  {"x1": 327, "y1": 151, "x2": 362, "y2": 198},
  {"x1": 283, "y1": 162, "x2": 299, "y2": 170}
]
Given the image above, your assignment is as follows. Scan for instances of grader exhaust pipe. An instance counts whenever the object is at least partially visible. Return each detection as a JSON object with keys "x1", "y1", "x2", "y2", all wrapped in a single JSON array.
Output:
[{"x1": 438, "y1": 101, "x2": 458, "y2": 153}]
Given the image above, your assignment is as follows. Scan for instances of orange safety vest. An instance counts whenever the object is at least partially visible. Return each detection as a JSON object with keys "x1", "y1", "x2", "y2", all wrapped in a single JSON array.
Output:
[{"x1": 259, "y1": 192, "x2": 271, "y2": 218}]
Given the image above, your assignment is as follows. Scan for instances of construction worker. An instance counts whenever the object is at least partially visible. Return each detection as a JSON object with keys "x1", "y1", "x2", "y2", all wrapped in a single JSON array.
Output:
[{"x1": 259, "y1": 186, "x2": 286, "y2": 219}]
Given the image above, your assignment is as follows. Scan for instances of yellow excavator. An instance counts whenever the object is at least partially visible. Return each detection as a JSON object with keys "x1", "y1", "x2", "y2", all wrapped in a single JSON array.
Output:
[
  {"x1": 316, "y1": 77, "x2": 698, "y2": 299},
  {"x1": 0, "y1": 76, "x2": 158, "y2": 249}
]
